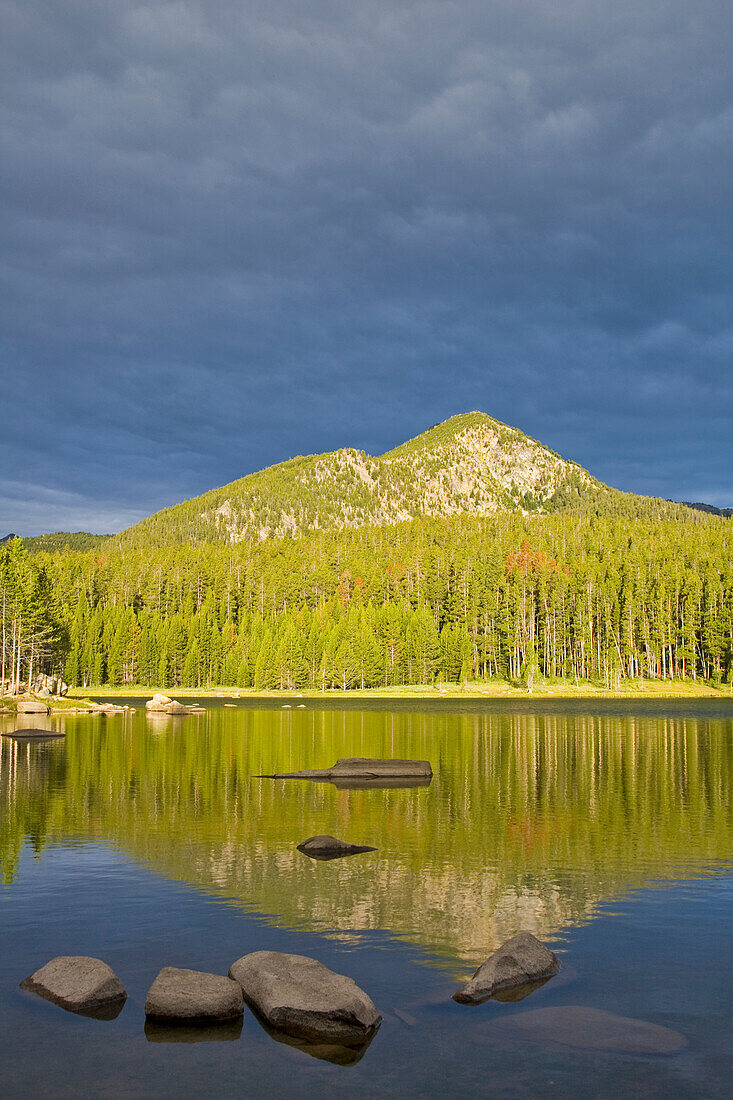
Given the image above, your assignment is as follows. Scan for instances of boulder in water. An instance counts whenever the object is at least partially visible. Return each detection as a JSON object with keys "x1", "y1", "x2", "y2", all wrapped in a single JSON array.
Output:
[
  {"x1": 20, "y1": 956, "x2": 126, "y2": 1015},
  {"x1": 297, "y1": 835, "x2": 377, "y2": 860},
  {"x1": 453, "y1": 933, "x2": 560, "y2": 1004},
  {"x1": 229, "y1": 950, "x2": 381, "y2": 1044},
  {"x1": 145, "y1": 967, "x2": 243, "y2": 1024}
]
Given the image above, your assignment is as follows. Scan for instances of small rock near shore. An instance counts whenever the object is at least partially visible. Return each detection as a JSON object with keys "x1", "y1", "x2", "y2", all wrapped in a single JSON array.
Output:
[
  {"x1": 20, "y1": 956, "x2": 126, "y2": 1014},
  {"x1": 228, "y1": 951, "x2": 381, "y2": 1044},
  {"x1": 145, "y1": 967, "x2": 244, "y2": 1024},
  {"x1": 453, "y1": 932, "x2": 560, "y2": 1004}
]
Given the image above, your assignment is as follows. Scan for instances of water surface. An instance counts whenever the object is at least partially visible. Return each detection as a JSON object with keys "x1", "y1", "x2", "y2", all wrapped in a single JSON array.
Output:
[{"x1": 1, "y1": 700, "x2": 731, "y2": 1097}]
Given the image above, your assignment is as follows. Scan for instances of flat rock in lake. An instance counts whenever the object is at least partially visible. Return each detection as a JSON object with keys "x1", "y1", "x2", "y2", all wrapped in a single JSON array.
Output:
[
  {"x1": 260, "y1": 758, "x2": 432, "y2": 785},
  {"x1": 145, "y1": 967, "x2": 243, "y2": 1024},
  {"x1": 2, "y1": 727, "x2": 64, "y2": 739},
  {"x1": 453, "y1": 932, "x2": 560, "y2": 1004},
  {"x1": 20, "y1": 956, "x2": 126, "y2": 1015},
  {"x1": 297, "y1": 835, "x2": 377, "y2": 860},
  {"x1": 229, "y1": 950, "x2": 381, "y2": 1045},
  {"x1": 490, "y1": 1005, "x2": 689, "y2": 1054}
]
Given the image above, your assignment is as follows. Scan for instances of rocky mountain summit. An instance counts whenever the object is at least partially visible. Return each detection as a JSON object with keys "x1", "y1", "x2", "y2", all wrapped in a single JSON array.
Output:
[{"x1": 110, "y1": 412, "x2": 641, "y2": 549}]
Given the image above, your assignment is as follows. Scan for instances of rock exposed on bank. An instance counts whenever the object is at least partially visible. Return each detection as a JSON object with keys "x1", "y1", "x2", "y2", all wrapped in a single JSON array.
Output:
[
  {"x1": 2, "y1": 727, "x2": 64, "y2": 739},
  {"x1": 453, "y1": 933, "x2": 560, "y2": 1005},
  {"x1": 31, "y1": 674, "x2": 68, "y2": 696},
  {"x1": 144, "y1": 967, "x2": 244, "y2": 1025},
  {"x1": 17, "y1": 700, "x2": 50, "y2": 715},
  {"x1": 228, "y1": 951, "x2": 381, "y2": 1045},
  {"x1": 20, "y1": 956, "x2": 126, "y2": 1015},
  {"x1": 489, "y1": 1005, "x2": 688, "y2": 1054},
  {"x1": 260, "y1": 758, "x2": 433, "y2": 785},
  {"x1": 297, "y1": 835, "x2": 377, "y2": 861}
]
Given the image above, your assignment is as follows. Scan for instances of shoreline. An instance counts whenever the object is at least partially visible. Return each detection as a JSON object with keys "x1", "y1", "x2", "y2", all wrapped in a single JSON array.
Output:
[{"x1": 67, "y1": 679, "x2": 732, "y2": 701}]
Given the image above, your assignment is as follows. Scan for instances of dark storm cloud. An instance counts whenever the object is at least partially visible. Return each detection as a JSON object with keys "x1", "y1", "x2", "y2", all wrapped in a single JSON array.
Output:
[{"x1": 1, "y1": 0, "x2": 731, "y2": 533}]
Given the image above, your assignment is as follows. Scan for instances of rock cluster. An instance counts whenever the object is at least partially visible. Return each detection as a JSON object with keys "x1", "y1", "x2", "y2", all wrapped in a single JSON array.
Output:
[
  {"x1": 32, "y1": 674, "x2": 69, "y2": 696},
  {"x1": 145, "y1": 694, "x2": 204, "y2": 716}
]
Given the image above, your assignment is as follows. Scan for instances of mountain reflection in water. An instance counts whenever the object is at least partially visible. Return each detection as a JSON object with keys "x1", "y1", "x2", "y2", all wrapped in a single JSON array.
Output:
[{"x1": 1, "y1": 703, "x2": 731, "y2": 970}]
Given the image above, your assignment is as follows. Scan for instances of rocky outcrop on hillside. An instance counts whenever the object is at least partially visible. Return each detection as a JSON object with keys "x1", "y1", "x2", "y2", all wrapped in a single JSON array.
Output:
[{"x1": 111, "y1": 412, "x2": 616, "y2": 549}]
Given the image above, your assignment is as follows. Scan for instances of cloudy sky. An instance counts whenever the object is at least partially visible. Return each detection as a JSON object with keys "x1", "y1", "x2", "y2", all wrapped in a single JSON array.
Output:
[{"x1": 2, "y1": 1, "x2": 731, "y2": 534}]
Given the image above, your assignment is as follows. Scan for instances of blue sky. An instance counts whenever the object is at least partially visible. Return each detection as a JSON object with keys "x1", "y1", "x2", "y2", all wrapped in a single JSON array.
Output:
[{"x1": 1, "y1": 1, "x2": 731, "y2": 534}]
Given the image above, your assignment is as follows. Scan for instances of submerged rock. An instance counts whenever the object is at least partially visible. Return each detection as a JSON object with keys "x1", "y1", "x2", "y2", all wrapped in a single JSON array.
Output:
[
  {"x1": 453, "y1": 933, "x2": 560, "y2": 1004},
  {"x1": 297, "y1": 835, "x2": 377, "y2": 860},
  {"x1": 228, "y1": 950, "x2": 381, "y2": 1044},
  {"x1": 20, "y1": 956, "x2": 126, "y2": 1015},
  {"x1": 490, "y1": 1005, "x2": 688, "y2": 1054},
  {"x1": 145, "y1": 967, "x2": 243, "y2": 1025}
]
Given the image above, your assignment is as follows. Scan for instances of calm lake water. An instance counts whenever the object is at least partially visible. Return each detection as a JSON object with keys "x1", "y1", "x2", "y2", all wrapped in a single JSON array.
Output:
[{"x1": 1, "y1": 699, "x2": 732, "y2": 1098}]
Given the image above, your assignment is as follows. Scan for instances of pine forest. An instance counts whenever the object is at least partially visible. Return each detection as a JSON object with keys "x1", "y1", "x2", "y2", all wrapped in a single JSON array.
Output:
[{"x1": 3, "y1": 511, "x2": 732, "y2": 692}]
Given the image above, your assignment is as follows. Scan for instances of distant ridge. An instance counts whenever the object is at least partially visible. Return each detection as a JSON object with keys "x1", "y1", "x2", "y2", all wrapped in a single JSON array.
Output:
[
  {"x1": 678, "y1": 501, "x2": 733, "y2": 518},
  {"x1": 102, "y1": 411, "x2": 701, "y2": 551},
  {"x1": 21, "y1": 532, "x2": 109, "y2": 555}
]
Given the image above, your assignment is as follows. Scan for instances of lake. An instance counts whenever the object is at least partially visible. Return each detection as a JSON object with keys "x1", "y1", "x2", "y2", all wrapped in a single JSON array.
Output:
[{"x1": 1, "y1": 699, "x2": 732, "y2": 1097}]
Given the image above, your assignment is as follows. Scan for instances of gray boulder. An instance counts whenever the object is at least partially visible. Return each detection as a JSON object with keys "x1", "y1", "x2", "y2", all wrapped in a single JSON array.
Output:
[
  {"x1": 297, "y1": 835, "x2": 376, "y2": 860},
  {"x1": 145, "y1": 967, "x2": 243, "y2": 1024},
  {"x1": 228, "y1": 951, "x2": 381, "y2": 1044},
  {"x1": 453, "y1": 932, "x2": 560, "y2": 1004},
  {"x1": 17, "y1": 700, "x2": 50, "y2": 715},
  {"x1": 20, "y1": 956, "x2": 126, "y2": 1014},
  {"x1": 491, "y1": 1005, "x2": 688, "y2": 1053}
]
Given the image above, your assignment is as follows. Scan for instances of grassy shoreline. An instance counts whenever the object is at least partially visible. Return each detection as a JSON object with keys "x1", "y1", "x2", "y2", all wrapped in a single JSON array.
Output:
[{"x1": 67, "y1": 678, "x2": 733, "y2": 701}]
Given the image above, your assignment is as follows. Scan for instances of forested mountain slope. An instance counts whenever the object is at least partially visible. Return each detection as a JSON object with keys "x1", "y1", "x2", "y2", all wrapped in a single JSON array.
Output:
[{"x1": 109, "y1": 412, "x2": 691, "y2": 550}]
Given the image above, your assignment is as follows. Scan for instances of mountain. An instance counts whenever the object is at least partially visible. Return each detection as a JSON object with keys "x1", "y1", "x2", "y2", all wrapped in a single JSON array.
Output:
[{"x1": 107, "y1": 411, "x2": 695, "y2": 550}]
